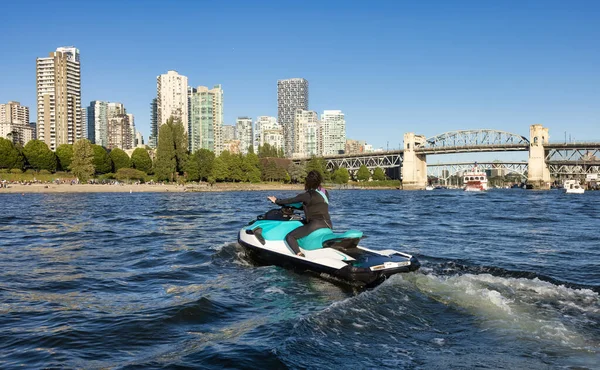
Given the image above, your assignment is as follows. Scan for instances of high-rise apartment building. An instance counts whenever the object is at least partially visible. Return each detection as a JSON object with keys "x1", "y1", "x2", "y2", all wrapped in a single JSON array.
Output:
[
  {"x1": 293, "y1": 109, "x2": 319, "y2": 158},
  {"x1": 127, "y1": 113, "x2": 135, "y2": 149},
  {"x1": 88, "y1": 100, "x2": 107, "y2": 146},
  {"x1": 236, "y1": 117, "x2": 253, "y2": 154},
  {"x1": 0, "y1": 101, "x2": 32, "y2": 145},
  {"x1": 277, "y1": 78, "x2": 308, "y2": 157},
  {"x1": 149, "y1": 98, "x2": 158, "y2": 148},
  {"x1": 36, "y1": 46, "x2": 81, "y2": 150},
  {"x1": 222, "y1": 125, "x2": 236, "y2": 142},
  {"x1": 254, "y1": 116, "x2": 276, "y2": 151},
  {"x1": 320, "y1": 110, "x2": 346, "y2": 155},
  {"x1": 254, "y1": 116, "x2": 283, "y2": 152},
  {"x1": 88, "y1": 101, "x2": 131, "y2": 150},
  {"x1": 157, "y1": 70, "x2": 188, "y2": 135},
  {"x1": 135, "y1": 130, "x2": 144, "y2": 147},
  {"x1": 0, "y1": 101, "x2": 30, "y2": 125},
  {"x1": 81, "y1": 107, "x2": 88, "y2": 140},
  {"x1": 107, "y1": 114, "x2": 131, "y2": 150},
  {"x1": 188, "y1": 85, "x2": 224, "y2": 154}
]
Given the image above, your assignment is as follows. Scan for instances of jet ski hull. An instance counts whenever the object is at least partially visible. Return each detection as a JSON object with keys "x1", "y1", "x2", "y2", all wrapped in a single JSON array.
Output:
[{"x1": 238, "y1": 228, "x2": 420, "y2": 287}]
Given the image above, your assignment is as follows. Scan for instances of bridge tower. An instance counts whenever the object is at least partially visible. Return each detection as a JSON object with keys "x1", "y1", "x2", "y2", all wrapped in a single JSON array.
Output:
[
  {"x1": 401, "y1": 132, "x2": 427, "y2": 190},
  {"x1": 527, "y1": 124, "x2": 551, "y2": 189}
]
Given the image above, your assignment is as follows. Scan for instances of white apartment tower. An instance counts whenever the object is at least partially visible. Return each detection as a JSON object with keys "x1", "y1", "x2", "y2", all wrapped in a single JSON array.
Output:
[
  {"x1": 254, "y1": 116, "x2": 276, "y2": 151},
  {"x1": 157, "y1": 70, "x2": 188, "y2": 134},
  {"x1": 0, "y1": 101, "x2": 33, "y2": 145},
  {"x1": 236, "y1": 117, "x2": 253, "y2": 154},
  {"x1": 277, "y1": 78, "x2": 308, "y2": 157},
  {"x1": 0, "y1": 101, "x2": 30, "y2": 125},
  {"x1": 36, "y1": 46, "x2": 81, "y2": 150},
  {"x1": 293, "y1": 109, "x2": 320, "y2": 158},
  {"x1": 255, "y1": 116, "x2": 283, "y2": 152},
  {"x1": 320, "y1": 110, "x2": 346, "y2": 155}
]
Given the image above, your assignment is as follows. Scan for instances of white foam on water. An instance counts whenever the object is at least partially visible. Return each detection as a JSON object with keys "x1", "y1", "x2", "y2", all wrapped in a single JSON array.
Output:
[
  {"x1": 264, "y1": 287, "x2": 286, "y2": 295},
  {"x1": 392, "y1": 273, "x2": 600, "y2": 352}
]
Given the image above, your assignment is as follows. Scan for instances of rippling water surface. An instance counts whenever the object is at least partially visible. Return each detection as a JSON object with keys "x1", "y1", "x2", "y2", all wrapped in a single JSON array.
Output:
[{"x1": 0, "y1": 189, "x2": 599, "y2": 369}]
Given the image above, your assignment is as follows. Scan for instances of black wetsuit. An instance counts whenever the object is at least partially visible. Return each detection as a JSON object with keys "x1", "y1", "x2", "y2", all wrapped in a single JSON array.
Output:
[{"x1": 275, "y1": 189, "x2": 332, "y2": 255}]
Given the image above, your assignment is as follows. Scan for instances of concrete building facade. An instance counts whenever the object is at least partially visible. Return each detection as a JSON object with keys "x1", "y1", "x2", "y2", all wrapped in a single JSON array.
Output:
[
  {"x1": 254, "y1": 116, "x2": 276, "y2": 151},
  {"x1": 277, "y1": 78, "x2": 308, "y2": 157},
  {"x1": 321, "y1": 110, "x2": 346, "y2": 155},
  {"x1": 0, "y1": 122, "x2": 34, "y2": 146},
  {"x1": 157, "y1": 70, "x2": 188, "y2": 134},
  {"x1": 36, "y1": 46, "x2": 82, "y2": 150},
  {"x1": 222, "y1": 124, "x2": 236, "y2": 142},
  {"x1": 236, "y1": 117, "x2": 253, "y2": 154},
  {"x1": 0, "y1": 101, "x2": 30, "y2": 126},
  {"x1": 0, "y1": 101, "x2": 32, "y2": 145},
  {"x1": 293, "y1": 109, "x2": 319, "y2": 158}
]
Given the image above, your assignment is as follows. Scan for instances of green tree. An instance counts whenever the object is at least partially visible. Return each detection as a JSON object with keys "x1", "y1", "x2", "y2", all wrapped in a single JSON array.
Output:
[
  {"x1": 71, "y1": 139, "x2": 95, "y2": 181},
  {"x1": 56, "y1": 144, "x2": 74, "y2": 171},
  {"x1": 109, "y1": 148, "x2": 131, "y2": 172},
  {"x1": 356, "y1": 165, "x2": 371, "y2": 182},
  {"x1": 373, "y1": 167, "x2": 386, "y2": 181},
  {"x1": 154, "y1": 122, "x2": 176, "y2": 181},
  {"x1": 305, "y1": 157, "x2": 330, "y2": 181},
  {"x1": 115, "y1": 168, "x2": 147, "y2": 182},
  {"x1": 23, "y1": 140, "x2": 57, "y2": 172},
  {"x1": 287, "y1": 162, "x2": 307, "y2": 183},
  {"x1": 92, "y1": 145, "x2": 113, "y2": 175},
  {"x1": 185, "y1": 148, "x2": 215, "y2": 182},
  {"x1": 243, "y1": 152, "x2": 262, "y2": 183},
  {"x1": 0, "y1": 138, "x2": 24, "y2": 170},
  {"x1": 171, "y1": 118, "x2": 189, "y2": 173},
  {"x1": 211, "y1": 156, "x2": 228, "y2": 182},
  {"x1": 131, "y1": 148, "x2": 153, "y2": 174},
  {"x1": 332, "y1": 167, "x2": 350, "y2": 184},
  {"x1": 258, "y1": 143, "x2": 282, "y2": 158}
]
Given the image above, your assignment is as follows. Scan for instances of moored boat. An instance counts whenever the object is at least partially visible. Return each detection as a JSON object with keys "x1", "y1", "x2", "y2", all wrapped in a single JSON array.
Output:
[{"x1": 564, "y1": 180, "x2": 584, "y2": 194}]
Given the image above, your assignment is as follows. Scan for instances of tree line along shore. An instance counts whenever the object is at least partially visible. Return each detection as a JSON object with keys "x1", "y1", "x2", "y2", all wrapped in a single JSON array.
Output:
[{"x1": 1, "y1": 119, "x2": 400, "y2": 190}]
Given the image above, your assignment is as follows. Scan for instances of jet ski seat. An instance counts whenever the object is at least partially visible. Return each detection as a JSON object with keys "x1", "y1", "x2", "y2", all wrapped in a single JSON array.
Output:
[
  {"x1": 249, "y1": 220, "x2": 363, "y2": 251},
  {"x1": 298, "y1": 229, "x2": 363, "y2": 251}
]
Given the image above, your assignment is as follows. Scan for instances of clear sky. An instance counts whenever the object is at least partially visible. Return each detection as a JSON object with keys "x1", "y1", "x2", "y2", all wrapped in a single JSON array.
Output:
[{"x1": 1, "y1": 0, "x2": 598, "y2": 157}]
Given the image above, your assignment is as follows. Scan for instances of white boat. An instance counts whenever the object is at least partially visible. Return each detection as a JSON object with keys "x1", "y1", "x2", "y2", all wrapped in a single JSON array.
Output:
[
  {"x1": 425, "y1": 185, "x2": 434, "y2": 191},
  {"x1": 463, "y1": 164, "x2": 488, "y2": 192},
  {"x1": 564, "y1": 180, "x2": 584, "y2": 194}
]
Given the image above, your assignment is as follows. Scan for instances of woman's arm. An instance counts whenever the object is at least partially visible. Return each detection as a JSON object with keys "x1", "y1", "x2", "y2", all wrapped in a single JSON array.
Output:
[{"x1": 273, "y1": 192, "x2": 310, "y2": 206}]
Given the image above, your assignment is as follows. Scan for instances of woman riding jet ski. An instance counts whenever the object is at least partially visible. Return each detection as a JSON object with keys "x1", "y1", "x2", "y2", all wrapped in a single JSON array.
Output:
[{"x1": 237, "y1": 171, "x2": 420, "y2": 287}]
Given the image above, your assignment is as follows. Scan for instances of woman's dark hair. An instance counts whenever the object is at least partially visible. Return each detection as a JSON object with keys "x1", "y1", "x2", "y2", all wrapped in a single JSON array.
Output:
[{"x1": 305, "y1": 170, "x2": 323, "y2": 190}]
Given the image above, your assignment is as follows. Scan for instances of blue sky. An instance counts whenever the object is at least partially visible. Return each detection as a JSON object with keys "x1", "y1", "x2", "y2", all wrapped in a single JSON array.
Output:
[{"x1": 1, "y1": 0, "x2": 598, "y2": 158}]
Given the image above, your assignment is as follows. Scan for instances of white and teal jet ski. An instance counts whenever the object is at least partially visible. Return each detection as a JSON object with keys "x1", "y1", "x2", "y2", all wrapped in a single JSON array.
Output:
[{"x1": 238, "y1": 204, "x2": 420, "y2": 287}]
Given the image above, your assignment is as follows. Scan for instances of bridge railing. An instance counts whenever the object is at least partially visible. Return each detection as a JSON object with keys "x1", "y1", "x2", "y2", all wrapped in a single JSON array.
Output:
[{"x1": 547, "y1": 141, "x2": 600, "y2": 145}]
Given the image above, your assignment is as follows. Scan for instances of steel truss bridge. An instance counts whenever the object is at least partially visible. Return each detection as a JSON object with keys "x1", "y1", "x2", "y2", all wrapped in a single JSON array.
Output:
[
  {"x1": 292, "y1": 129, "x2": 600, "y2": 179},
  {"x1": 416, "y1": 129, "x2": 530, "y2": 154}
]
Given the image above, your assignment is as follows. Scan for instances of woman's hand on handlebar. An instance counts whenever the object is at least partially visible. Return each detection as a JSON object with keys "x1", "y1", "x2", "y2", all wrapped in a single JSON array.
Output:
[{"x1": 267, "y1": 196, "x2": 277, "y2": 204}]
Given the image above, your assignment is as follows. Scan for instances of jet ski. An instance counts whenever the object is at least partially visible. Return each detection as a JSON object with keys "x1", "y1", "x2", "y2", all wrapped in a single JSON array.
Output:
[{"x1": 238, "y1": 203, "x2": 420, "y2": 287}]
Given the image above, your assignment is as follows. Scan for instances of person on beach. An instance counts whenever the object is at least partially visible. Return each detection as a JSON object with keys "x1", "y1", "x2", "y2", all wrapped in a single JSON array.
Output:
[{"x1": 267, "y1": 170, "x2": 331, "y2": 258}]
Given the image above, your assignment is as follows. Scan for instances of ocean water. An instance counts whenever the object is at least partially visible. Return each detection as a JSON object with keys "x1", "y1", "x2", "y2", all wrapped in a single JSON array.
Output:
[{"x1": 0, "y1": 189, "x2": 598, "y2": 369}]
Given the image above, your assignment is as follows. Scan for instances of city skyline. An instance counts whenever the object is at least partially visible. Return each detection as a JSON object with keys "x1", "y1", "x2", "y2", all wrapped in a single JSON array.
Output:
[{"x1": 0, "y1": 0, "x2": 598, "y2": 155}]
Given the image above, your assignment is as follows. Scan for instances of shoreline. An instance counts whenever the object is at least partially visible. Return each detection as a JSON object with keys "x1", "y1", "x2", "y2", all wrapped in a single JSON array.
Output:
[
  {"x1": 0, "y1": 182, "x2": 304, "y2": 194},
  {"x1": 0, "y1": 182, "x2": 398, "y2": 194}
]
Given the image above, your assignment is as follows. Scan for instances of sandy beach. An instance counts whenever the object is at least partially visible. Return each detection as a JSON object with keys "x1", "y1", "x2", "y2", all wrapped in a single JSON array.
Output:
[{"x1": 0, "y1": 182, "x2": 305, "y2": 194}]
